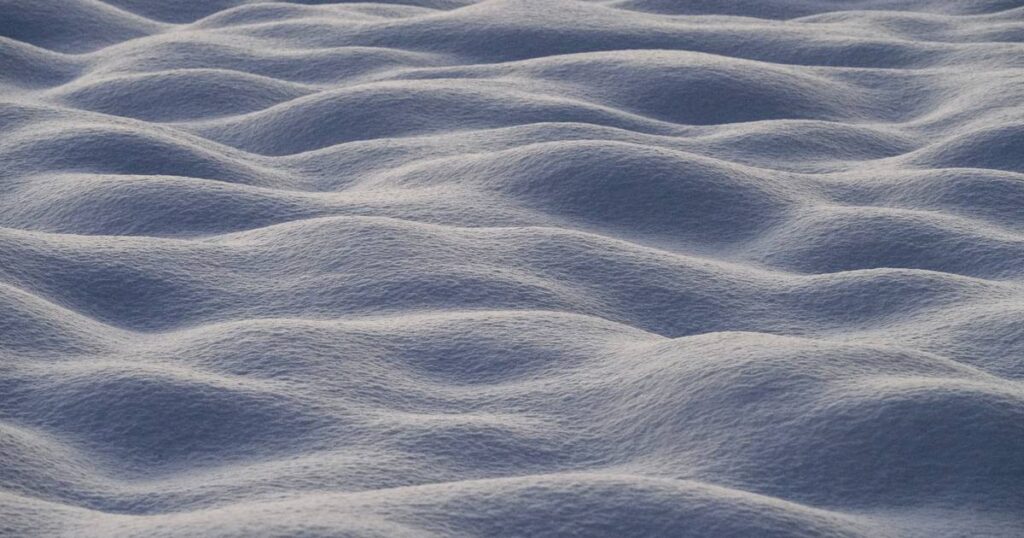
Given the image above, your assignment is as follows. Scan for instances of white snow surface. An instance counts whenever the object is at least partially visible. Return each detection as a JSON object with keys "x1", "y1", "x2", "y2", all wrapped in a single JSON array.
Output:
[{"x1": 2, "y1": 0, "x2": 1024, "y2": 536}]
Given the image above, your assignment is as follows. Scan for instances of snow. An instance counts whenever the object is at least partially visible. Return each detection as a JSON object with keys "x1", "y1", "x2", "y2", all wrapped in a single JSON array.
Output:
[{"x1": 1, "y1": 0, "x2": 1023, "y2": 536}]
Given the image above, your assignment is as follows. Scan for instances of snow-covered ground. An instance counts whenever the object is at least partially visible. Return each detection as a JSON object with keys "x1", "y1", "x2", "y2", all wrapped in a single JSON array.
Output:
[{"x1": 2, "y1": 0, "x2": 1023, "y2": 536}]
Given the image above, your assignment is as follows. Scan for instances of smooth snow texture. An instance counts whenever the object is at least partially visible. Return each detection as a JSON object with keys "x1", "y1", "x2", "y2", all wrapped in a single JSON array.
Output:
[{"x1": 1, "y1": 0, "x2": 1024, "y2": 536}]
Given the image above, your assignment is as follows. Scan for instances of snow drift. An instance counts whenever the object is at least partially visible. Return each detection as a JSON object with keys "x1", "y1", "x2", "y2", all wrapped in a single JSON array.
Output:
[{"x1": 1, "y1": 0, "x2": 1023, "y2": 536}]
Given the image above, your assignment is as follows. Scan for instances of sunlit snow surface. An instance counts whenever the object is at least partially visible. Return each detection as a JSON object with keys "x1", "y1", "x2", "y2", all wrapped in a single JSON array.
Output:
[{"x1": 2, "y1": 0, "x2": 1023, "y2": 536}]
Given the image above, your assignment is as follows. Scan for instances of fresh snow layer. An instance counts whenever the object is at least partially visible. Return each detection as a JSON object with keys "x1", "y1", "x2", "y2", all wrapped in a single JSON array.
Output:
[{"x1": 2, "y1": 0, "x2": 1024, "y2": 536}]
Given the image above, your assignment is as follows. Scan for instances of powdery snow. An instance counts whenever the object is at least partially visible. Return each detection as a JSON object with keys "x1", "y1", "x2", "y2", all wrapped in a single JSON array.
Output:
[{"x1": 1, "y1": 0, "x2": 1023, "y2": 536}]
